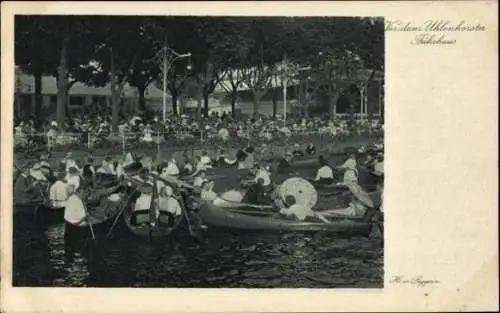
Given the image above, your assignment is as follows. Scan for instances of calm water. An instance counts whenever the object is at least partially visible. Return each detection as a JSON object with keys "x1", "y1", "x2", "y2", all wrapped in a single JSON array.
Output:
[{"x1": 13, "y1": 213, "x2": 383, "y2": 288}]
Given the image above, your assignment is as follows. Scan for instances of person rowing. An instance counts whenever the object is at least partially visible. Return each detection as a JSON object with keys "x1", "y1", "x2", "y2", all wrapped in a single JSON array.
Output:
[
  {"x1": 161, "y1": 157, "x2": 180, "y2": 177},
  {"x1": 278, "y1": 194, "x2": 316, "y2": 221},
  {"x1": 305, "y1": 142, "x2": 316, "y2": 156},
  {"x1": 131, "y1": 183, "x2": 154, "y2": 226},
  {"x1": 39, "y1": 152, "x2": 53, "y2": 180},
  {"x1": 276, "y1": 152, "x2": 294, "y2": 174},
  {"x1": 193, "y1": 170, "x2": 209, "y2": 188},
  {"x1": 62, "y1": 152, "x2": 80, "y2": 176},
  {"x1": 66, "y1": 166, "x2": 81, "y2": 191},
  {"x1": 156, "y1": 185, "x2": 182, "y2": 226},
  {"x1": 63, "y1": 184, "x2": 92, "y2": 238},
  {"x1": 314, "y1": 155, "x2": 334, "y2": 185},
  {"x1": 336, "y1": 152, "x2": 358, "y2": 185},
  {"x1": 237, "y1": 146, "x2": 255, "y2": 169},
  {"x1": 292, "y1": 143, "x2": 305, "y2": 157},
  {"x1": 200, "y1": 150, "x2": 213, "y2": 168},
  {"x1": 49, "y1": 172, "x2": 69, "y2": 209},
  {"x1": 29, "y1": 163, "x2": 48, "y2": 184},
  {"x1": 97, "y1": 156, "x2": 115, "y2": 175},
  {"x1": 190, "y1": 155, "x2": 210, "y2": 177},
  {"x1": 320, "y1": 182, "x2": 374, "y2": 218},
  {"x1": 254, "y1": 163, "x2": 272, "y2": 187}
]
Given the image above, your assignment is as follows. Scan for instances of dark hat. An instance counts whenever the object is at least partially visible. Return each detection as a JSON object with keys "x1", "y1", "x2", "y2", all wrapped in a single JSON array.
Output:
[
  {"x1": 68, "y1": 166, "x2": 79, "y2": 174},
  {"x1": 123, "y1": 162, "x2": 144, "y2": 175}
]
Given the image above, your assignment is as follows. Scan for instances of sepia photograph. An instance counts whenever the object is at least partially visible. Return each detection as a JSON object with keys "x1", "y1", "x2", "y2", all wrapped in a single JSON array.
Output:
[{"x1": 11, "y1": 15, "x2": 385, "y2": 288}]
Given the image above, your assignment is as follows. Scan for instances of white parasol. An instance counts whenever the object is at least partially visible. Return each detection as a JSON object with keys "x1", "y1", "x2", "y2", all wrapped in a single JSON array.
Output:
[
  {"x1": 279, "y1": 177, "x2": 318, "y2": 210},
  {"x1": 345, "y1": 183, "x2": 374, "y2": 208}
]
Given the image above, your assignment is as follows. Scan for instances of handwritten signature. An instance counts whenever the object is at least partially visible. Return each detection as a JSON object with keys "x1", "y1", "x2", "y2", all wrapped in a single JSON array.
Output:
[{"x1": 389, "y1": 275, "x2": 440, "y2": 287}]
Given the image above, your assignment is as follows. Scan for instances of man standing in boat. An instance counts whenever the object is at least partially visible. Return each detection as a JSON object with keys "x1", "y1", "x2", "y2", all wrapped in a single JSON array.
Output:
[
  {"x1": 64, "y1": 184, "x2": 88, "y2": 227},
  {"x1": 49, "y1": 172, "x2": 69, "y2": 209}
]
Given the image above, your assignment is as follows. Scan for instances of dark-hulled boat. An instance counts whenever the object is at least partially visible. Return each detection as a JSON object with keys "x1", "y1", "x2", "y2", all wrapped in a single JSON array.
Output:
[
  {"x1": 123, "y1": 209, "x2": 184, "y2": 237},
  {"x1": 196, "y1": 199, "x2": 373, "y2": 236},
  {"x1": 33, "y1": 204, "x2": 65, "y2": 224},
  {"x1": 64, "y1": 196, "x2": 124, "y2": 241}
]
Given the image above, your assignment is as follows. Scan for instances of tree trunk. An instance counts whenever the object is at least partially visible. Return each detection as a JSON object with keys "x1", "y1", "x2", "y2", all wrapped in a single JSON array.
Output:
[
  {"x1": 138, "y1": 85, "x2": 146, "y2": 112},
  {"x1": 272, "y1": 88, "x2": 278, "y2": 118},
  {"x1": 171, "y1": 90, "x2": 178, "y2": 116},
  {"x1": 330, "y1": 91, "x2": 340, "y2": 118},
  {"x1": 109, "y1": 49, "x2": 119, "y2": 133},
  {"x1": 203, "y1": 91, "x2": 209, "y2": 118},
  {"x1": 196, "y1": 93, "x2": 202, "y2": 120},
  {"x1": 230, "y1": 94, "x2": 236, "y2": 118},
  {"x1": 33, "y1": 71, "x2": 42, "y2": 128},
  {"x1": 56, "y1": 36, "x2": 70, "y2": 128}
]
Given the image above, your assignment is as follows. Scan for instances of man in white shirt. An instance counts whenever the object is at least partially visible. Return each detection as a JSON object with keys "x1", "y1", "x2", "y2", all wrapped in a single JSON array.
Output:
[
  {"x1": 66, "y1": 167, "x2": 81, "y2": 191},
  {"x1": 279, "y1": 195, "x2": 314, "y2": 221},
  {"x1": 314, "y1": 157, "x2": 334, "y2": 184},
  {"x1": 200, "y1": 150, "x2": 213, "y2": 167},
  {"x1": 64, "y1": 184, "x2": 88, "y2": 225},
  {"x1": 336, "y1": 153, "x2": 358, "y2": 185},
  {"x1": 134, "y1": 184, "x2": 153, "y2": 213},
  {"x1": 254, "y1": 165, "x2": 271, "y2": 187},
  {"x1": 49, "y1": 173, "x2": 69, "y2": 208},
  {"x1": 200, "y1": 181, "x2": 218, "y2": 202},
  {"x1": 63, "y1": 152, "x2": 80, "y2": 173},
  {"x1": 157, "y1": 186, "x2": 182, "y2": 217},
  {"x1": 218, "y1": 127, "x2": 229, "y2": 141},
  {"x1": 29, "y1": 163, "x2": 48, "y2": 182},
  {"x1": 162, "y1": 158, "x2": 180, "y2": 177},
  {"x1": 98, "y1": 156, "x2": 115, "y2": 175},
  {"x1": 372, "y1": 153, "x2": 384, "y2": 177},
  {"x1": 193, "y1": 170, "x2": 208, "y2": 188}
]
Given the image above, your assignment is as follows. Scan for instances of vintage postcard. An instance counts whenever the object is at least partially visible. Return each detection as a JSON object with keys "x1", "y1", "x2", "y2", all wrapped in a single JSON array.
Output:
[{"x1": 1, "y1": 1, "x2": 498, "y2": 312}]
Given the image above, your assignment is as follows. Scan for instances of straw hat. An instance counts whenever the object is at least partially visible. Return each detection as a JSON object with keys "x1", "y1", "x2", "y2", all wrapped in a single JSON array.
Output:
[
  {"x1": 32, "y1": 163, "x2": 41, "y2": 170},
  {"x1": 346, "y1": 183, "x2": 374, "y2": 208},
  {"x1": 65, "y1": 152, "x2": 72, "y2": 157}
]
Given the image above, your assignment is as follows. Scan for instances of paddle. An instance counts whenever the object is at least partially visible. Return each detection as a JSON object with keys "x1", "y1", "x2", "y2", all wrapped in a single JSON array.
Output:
[
  {"x1": 106, "y1": 186, "x2": 139, "y2": 238},
  {"x1": 177, "y1": 190, "x2": 195, "y2": 237},
  {"x1": 81, "y1": 200, "x2": 96, "y2": 241}
]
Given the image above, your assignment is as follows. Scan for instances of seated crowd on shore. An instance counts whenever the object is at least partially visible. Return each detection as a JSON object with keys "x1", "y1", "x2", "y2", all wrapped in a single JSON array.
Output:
[{"x1": 13, "y1": 112, "x2": 384, "y2": 149}]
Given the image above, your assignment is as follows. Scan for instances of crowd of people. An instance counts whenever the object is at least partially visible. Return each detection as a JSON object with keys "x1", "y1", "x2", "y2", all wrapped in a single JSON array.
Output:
[
  {"x1": 15, "y1": 130, "x2": 384, "y2": 227},
  {"x1": 13, "y1": 112, "x2": 384, "y2": 151}
]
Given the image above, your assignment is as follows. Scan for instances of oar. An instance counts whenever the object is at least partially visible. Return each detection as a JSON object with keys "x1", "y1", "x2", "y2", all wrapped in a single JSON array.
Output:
[
  {"x1": 81, "y1": 201, "x2": 96, "y2": 241},
  {"x1": 178, "y1": 191, "x2": 195, "y2": 237},
  {"x1": 106, "y1": 187, "x2": 139, "y2": 238}
]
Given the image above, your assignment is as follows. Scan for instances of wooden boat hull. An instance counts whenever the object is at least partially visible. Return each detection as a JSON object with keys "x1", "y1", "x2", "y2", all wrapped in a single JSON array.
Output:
[
  {"x1": 64, "y1": 217, "x2": 114, "y2": 243},
  {"x1": 197, "y1": 201, "x2": 372, "y2": 236},
  {"x1": 123, "y1": 209, "x2": 183, "y2": 237},
  {"x1": 64, "y1": 198, "x2": 123, "y2": 241},
  {"x1": 33, "y1": 204, "x2": 65, "y2": 224}
]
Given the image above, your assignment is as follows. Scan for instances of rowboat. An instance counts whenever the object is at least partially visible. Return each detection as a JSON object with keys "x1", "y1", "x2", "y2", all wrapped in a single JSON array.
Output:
[
  {"x1": 64, "y1": 196, "x2": 124, "y2": 241},
  {"x1": 123, "y1": 208, "x2": 184, "y2": 237},
  {"x1": 33, "y1": 204, "x2": 65, "y2": 224},
  {"x1": 197, "y1": 200, "x2": 373, "y2": 236}
]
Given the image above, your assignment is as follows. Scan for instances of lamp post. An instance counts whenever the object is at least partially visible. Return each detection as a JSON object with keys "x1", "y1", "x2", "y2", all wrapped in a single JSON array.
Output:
[{"x1": 161, "y1": 45, "x2": 191, "y2": 123}]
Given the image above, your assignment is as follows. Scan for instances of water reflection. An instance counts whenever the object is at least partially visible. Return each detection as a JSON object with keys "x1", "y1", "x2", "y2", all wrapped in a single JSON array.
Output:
[{"x1": 13, "y1": 215, "x2": 383, "y2": 288}]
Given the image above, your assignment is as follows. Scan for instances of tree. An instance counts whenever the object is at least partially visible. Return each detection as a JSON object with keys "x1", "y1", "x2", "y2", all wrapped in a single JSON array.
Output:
[
  {"x1": 219, "y1": 68, "x2": 244, "y2": 117},
  {"x1": 15, "y1": 15, "x2": 96, "y2": 127},
  {"x1": 87, "y1": 16, "x2": 159, "y2": 131}
]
